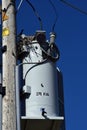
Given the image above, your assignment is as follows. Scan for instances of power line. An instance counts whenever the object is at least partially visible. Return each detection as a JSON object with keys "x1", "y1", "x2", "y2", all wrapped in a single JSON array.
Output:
[
  {"x1": 49, "y1": 0, "x2": 58, "y2": 32},
  {"x1": 59, "y1": 0, "x2": 87, "y2": 15},
  {"x1": 16, "y1": 0, "x2": 24, "y2": 13},
  {"x1": 16, "y1": 0, "x2": 43, "y2": 30},
  {"x1": 26, "y1": 0, "x2": 43, "y2": 30}
]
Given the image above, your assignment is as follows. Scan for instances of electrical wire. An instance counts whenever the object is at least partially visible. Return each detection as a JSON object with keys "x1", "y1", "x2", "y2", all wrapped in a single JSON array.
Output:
[
  {"x1": 26, "y1": 0, "x2": 43, "y2": 30},
  {"x1": 59, "y1": 0, "x2": 87, "y2": 15},
  {"x1": 16, "y1": 0, "x2": 43, "y2": 30},
  {"x1": 24, "y1": 58, "x2": 48, "y2": 80},
  {"x1": 40, "y1": 45, "x2": 60, "y2": 61},
  {"x1": 49, "y1": 0, "x2": 58, "y2": 32},
  {"x1": 16, "y1": 0, "x2": 24, "y2": 13},
  {"x1": 17, "y1": 58, "x2": 48, "y2": 81},
  {"x1": 18, "y1": 59, "x2": 47, "y2": 67},
  {"x1": 17, "y1": 29, "x2": 24, "y2": 37}
]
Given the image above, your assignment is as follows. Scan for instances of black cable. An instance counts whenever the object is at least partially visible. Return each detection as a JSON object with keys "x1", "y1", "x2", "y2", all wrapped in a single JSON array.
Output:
[
  {"x1": 40, "y1": 44, "x2": 60, "y2": 62},
  {"x1": 49, "y1": 0, "x2": 58, "y2": 32},
  {"x1": 17, "y1": 29, "x2": 24, "y2": 37},
  {"x1": 24, "y1": 58, "x2": 48, "y2": 80},
  {"x1": 60, "y1": 0, "x2": 87, "y2": 15},
  {"x1": 26, "y1": 0, "x2": 43, "y2": 30}
]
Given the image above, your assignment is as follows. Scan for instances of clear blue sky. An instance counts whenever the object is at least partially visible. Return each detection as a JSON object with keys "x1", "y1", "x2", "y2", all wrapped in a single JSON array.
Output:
[
  {"x1": 2, "y1": 0, "x2": 87, "y2": 130},
  {"x1": 17, "y1": 0, "x2": 87, "y2": 130}
]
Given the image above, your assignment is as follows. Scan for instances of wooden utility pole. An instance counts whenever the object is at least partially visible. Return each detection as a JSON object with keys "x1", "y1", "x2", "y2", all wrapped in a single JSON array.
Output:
[{"x1": 2, "y1": 0, "x2": 17, "y2": 130}]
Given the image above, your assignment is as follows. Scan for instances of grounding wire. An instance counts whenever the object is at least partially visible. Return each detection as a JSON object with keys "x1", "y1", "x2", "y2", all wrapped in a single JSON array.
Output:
[
  {"x1": 59, "y1": 0, "x2": 87, "y2": 15},
  {"x1": 26, "y1": 0, "x2": 43, "y2": 30},
  {"x1": 49, "y1": 0, "x2": 58, "y2": 32}
]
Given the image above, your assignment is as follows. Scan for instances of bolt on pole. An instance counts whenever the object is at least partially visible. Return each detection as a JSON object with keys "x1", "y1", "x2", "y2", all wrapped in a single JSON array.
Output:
[{"x1": 2, "y1": 0, "x2": 17, "y2": 130}]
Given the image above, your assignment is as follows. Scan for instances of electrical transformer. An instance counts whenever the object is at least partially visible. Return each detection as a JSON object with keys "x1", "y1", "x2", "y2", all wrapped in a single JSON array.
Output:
[{"x1": 16, "y1": 31, "x2": 64, "y2": 130}]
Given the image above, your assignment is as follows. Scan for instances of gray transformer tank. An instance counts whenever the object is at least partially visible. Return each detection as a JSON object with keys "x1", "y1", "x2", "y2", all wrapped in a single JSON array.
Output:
[{"x1": 17, "y1": 31, "x2": 65, "y2": 130}]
